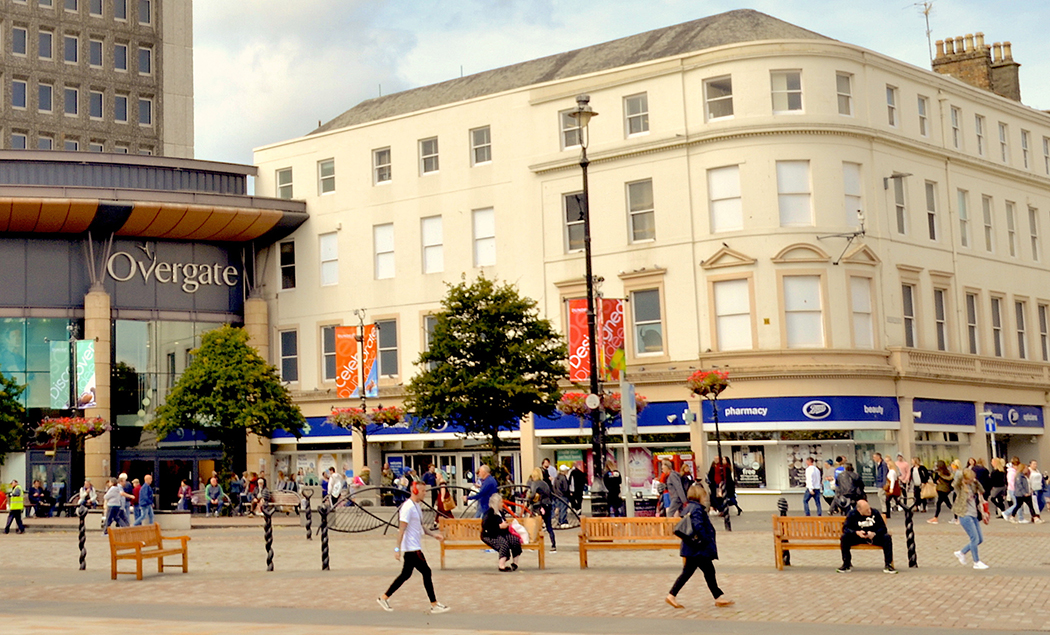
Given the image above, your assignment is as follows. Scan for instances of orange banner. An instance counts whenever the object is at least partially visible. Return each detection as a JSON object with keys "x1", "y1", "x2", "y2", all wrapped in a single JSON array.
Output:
[{"x1": 335, "y1": 324, "x2": 378, "y2": 399}]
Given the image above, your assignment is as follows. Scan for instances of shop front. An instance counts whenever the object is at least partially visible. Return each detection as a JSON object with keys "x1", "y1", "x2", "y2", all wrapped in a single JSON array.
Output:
[
  {"x1": 986, "y1": 402, "x2": 1044, "y2": 461},
  {"x1": 911, "y1": 398, "x2": 975, "y2": 465}
]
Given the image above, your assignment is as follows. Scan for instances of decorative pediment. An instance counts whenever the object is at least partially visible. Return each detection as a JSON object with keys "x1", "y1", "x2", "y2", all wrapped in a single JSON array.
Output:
[
  {"x1": 840, "y1": 244, "x2": 881, "y2": 266},
  {"x1": 771, "y1": 243, "x2": 830, "y2": 264},
  {"x1": 700, "y1": 246, "x2": 757, "y2": 270}
]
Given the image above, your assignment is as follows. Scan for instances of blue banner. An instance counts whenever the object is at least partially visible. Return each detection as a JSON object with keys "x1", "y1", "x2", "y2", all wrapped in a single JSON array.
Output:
[
  {"x1": 702, "y1": 396, "x2": 899, "y2": 425},
  {"x1": 911, "y1": 398, "x2": 975, "y2": 426},
  {"x1": 986, "y1": 403, "x2": 1043, "y2": 429},
  {"x1": 535, "y1": 401, "x2": 689, "y2": 431}
]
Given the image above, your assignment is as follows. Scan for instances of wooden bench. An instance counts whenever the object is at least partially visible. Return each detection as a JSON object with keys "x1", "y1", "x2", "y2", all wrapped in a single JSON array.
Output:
[
  {"x1": 191, "y1": 489, "x2": 232, "y2": 515},
  {"x1": 773, "y1": 515, "x2": 890, "y2": 570},
  {"x1": 108, "y1": 524, "x2": 190, "y2": 580},
  {"x1": 437, "y1": 516, "x2": 545, "y2": 570},
  {"x1": 578, "y1": 516, "x2": 680, "y2": 569},
  {"x1": 269, "y1": 490, "x2": 302, "y2": 514}
]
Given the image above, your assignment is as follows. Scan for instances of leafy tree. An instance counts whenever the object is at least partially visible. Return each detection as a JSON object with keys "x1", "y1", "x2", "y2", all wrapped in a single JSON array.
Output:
[
  {"x1": 148, "y1": 325, "x2": 303, "y2": 473},
  {"x1": 0, "y1": 372, "x2": 26, "y2": 465},
  {"x1": 406, "y1": 276, "x2": 567, "y2": 460}
]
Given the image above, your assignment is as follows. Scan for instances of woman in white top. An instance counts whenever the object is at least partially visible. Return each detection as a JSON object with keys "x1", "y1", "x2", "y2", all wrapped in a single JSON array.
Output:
[{"x1": 884, "y1": 463, "x2": 901, "y2": 517}]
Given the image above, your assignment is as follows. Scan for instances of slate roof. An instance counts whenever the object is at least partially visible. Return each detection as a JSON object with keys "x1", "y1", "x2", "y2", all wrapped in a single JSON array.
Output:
[{"x1": 311, "y1": 9, "x2": 832, "y2": 134}]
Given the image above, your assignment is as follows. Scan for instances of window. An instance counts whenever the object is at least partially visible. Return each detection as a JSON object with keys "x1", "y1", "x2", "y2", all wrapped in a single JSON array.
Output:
[
  {"x1": 138, "y1": 147, "x2": 153, "y2": 156},
  {"x1": 473, "y1": 207, "x2": 495, "y2": 267},
  {"x1": 784, "y1": 275, "x2": 824, "y2": 348},
  {"x1": 627, "y1": 179, "x2": 655, "y2": 242},
  {"x1": 564, "y1": 192, "x2": 583, "y2": 252},
  {"x1": 279, "y1": 330, "x2": 298, "y2": 382},
  {"x1": 88, "y1": 141, "x2": 103, "y2": 152},
  {"x1": 925, "y1": 181, "x2": 938, "y2": 240},
  {"x1": 957, "y1": 189, "x2": 970, "y2": 247},
  {"x1": 1021, "y1": 130, "x2": 1030, "y2": 169},
  {"x1": 713, "y1": 279, "x2": 752, "y2": 351},
  {"x1": 64, "y1": 35, "x2": 78, "y2": 63},
  {"x1": 37, "y1": 136, "x2": 53, "y2": 150},
  {"x1": 276, "y1": 168, "x2": 292, "y2": 199},
  {"x1": 279, "y1": 241, "x2": 295, "y2": 289},
  {"x1": 138, "y1": 0, "x2": 150, "y2": 24},
  {"x1": 950, "y1": 106, "x2": 961, "y2": 148},
  {"x1": 1016, "y1": 301, "x2": 1028, "y2": 359},
  {"x1": 13, "y1": 27, "x2": 28, "y2": 56},
  {"x1": 64, "y1": 0, "x2": 76, "y2": 10},
  {"x1": 321, "y1": 326, "x2": 337, "y2": 382},
  {"x1": 376, "y1": 319, "x2": 398, "y2": 377},
  {"x1": 934, "y1": 288, "x2": 948, "y2": 351},
  {"x1": 39, "y1": 30, "x2": 53, "y2": 59},
  {"x1": 421, "y1": 216, "x2": 443, "y2": 274},
  {"x1": 424, "y1": 315, "x2": 439, "y2": 370},
  {"x1": 64, "y1": 87, "x2": 77, "y2": 115},
  {"x1": 1040, "y1": 304, "x2": 1049, "y2": 361},
  {"x1": 89, "y1": 91, "x2": 103, "y2": 118},
  {"x1": 918, "y1": 97, "x2": 929, "y2": 137},
  {"x1": 708, "y1": 165, "x2": 742, "y2": 232},
  {"x1": 836, "y1": 72, "x2": 852, "y2": 116},
  {"x1": 631, "y1": 289, "x2": 663, "y2": 355},
  {"x1": 893, "y1": 176, "x2": 907, "y2": 234},
  {"x1": 1045, "y1": 137, "x2": 1050, "y2": 175},
  {"x1": 975, "y1": 115, "x2": 985, "y2": 155},
  {"x1": 991, "y1": 297, "x2": 1004, "y2": 357},
  {"x1": 114, "y1": 43, "x2": 127, "y2": 71},
  {"x1": 902, "y1": 284, "x2": 916, "y2": 347},
  {"x1": 318, "y1": 158, "x2": 335, "y2": 194},
  {"x1": 982, "y1": 195, "x2": 994, "y2": 252},
  {"x1": 64, "y1": 140, "x2": 78, "y2": 151},
  {"x1": 40, "y1": 0, "x2": 55, "y2": 7},
  {"x1": 560, "y1": 110, "x2": 581, "y2": 148},
  {"x1": 319, "y1": 232, "x2": 338, "y2": 286},
  {"x1": 114, "y1": 94, "x2": 128, "y2": 122},
  {"x1": 12, "y1": 80, "x2": 27, "y2": 109},
  {"x1": 1006, "y1": 201, "x2": 1017, "y2": 257},
  {"x1": 11, "y1": 133, "x2": 27, "y2": 150},
  {"x1": 771, "y1": 70, "x2": 802, "y2": 112},
  {"x1": 114, "y1": 0, "x2": 126, "y2": 19},
  {"x1": 89, "y1": 0, "x2": 101, "y2": 15},
  {"x1": 470, "y1": 126, "x2": 491, "y2": 164},
  {"x1": 373, "y1": 147, "x2": 391, "y2": 184},
  {"x1": 851, "y1": 277, "x2": 874, "y2": 349},
  {"x1": 704, "y1": 76, "x2": 733, "y2": 120},
  {"x1": 374, "y1": 223, "x2": 394, "y2": 280},
  {"x1": 89, "y1": 39, "x2": 102, "y2": 67},
  {"x1": 138, "y1": 47, "x2": 151, "y2": 75},
  {"x1": 113, "y1": 144, "x2": 128, "y2": 154},
  {"x1": 776, "y1": 160, "x2": 811, "y2": 226},
  {"x1": 38, "y1": 83, "x2": 52, "y2": 112},
  {"x1": 966, "y1": 293, "x2": 979, "y2": 354},
  {"x1": 1029, "y1": 206, "x2": 1040, "y2": 261},
  {"x1": 886, "y1": 85, "x2": 898, "y2": 126},
  {"x1": 998, "y1": 122, "x2": 1009, "y2": 163},
  {"x1": 843, "y1": 162, "x2": 862, "y2": 228},
  {"x1": 138, "y1": 97, "x2": 151, "y2": 125},
  {"x1": 624, "y1": 93, "x2": 648, "y2": 135},
  {"x1": 419, "y1": 137, "x2": 439, "y2": 174}
]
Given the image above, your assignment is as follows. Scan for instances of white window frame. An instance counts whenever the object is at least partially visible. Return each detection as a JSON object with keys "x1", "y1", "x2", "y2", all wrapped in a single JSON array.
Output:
[
  {"x1": 1039, "y1": 304, "x2": 1049, "y2": 362},
  {"x1": 470, "y1": 126, "x2": 491, "y2": 165},
  {"x1": 1044, "y1": 137, "x2": 1050, "y2": 175},
  {"x1": 713, "y1": 278, "x2": 753, "y2": 351},
  {"x1": 11, "y1": 133, "x2": 27, "y2": 150},
  {"x1": 421, "y1": 215, "x2": 443, "y2": 274},
  {"x1": 38, "y1": 30, "x2": 53, "y2": 60},
  {"x1": 925, "y1": 181, "x2": 938, "y2": 241},
  {"x1": 279, "y1": 240, "x2": 295, "y2": 290},
  {"x1": 419, "y1": 137, "x2": 439, "y2": 174},
  {"x1": 319, "y1": 232, "x2": 338, "y2": 286},
  {"x1": 64, "y1": 34, "x2": 78, "y2": 64},
  {"x1": 624, "y1": 93, "x2": 649, "y2": 136},
  {"x1": 982, "y1": 195, "x2": 995, "y2": 253},
  {"x1": 38, "y1": 136, "x2": 54, "y2": 151},
  {"x1": 320, "y1": 325, "x2": 337, "y2": 382},
  {"x1": 64, "y1": 87, "x2": 78, "y2": 116},
  {"x1": 703, "y1": 76, "x2": 733, "y2": 121},
  {"x1": 373, "y1": 147, "x2": 391, "y2": 184},
  {"x1": 88, "y1": 141, "x2": 104, "y2": 152},
  {"x1": 708, "y1": 165, "x2": 742, "y2": 233},
  {"x1": 12, "y1": 79, "x2": 28, "y2": 109},
  {"x1": 1029, "y1": 206, "x2": 1041, "y2": 262},
  {"x1": 843, "y1": 162, "x2": 862, "y2": 229},
  {"x1": 850, "y1": 277, "x2": 874, "y2": 349},
  {"x1": 114, "y1": 94, "x2": 128, "y2": 123},
  {"x1": 374, "y1": 223, "x2": 394, "y2": 280},
  {"x1": 975, "y1": 115, "x2": 985, "y2": 155},
  {"x1": 893, "y1": 177, "x2": 907, "y2": 235},
  {"x1": 138, "y1": 46, "x2": 152, "y2": 75},
  {"x1": 783, "y1": 275, "x2": 824, "y2": 348},
  {"x1": 563, "y1": 192, "x2": 584, "y2": 253},
  {"x1": 560, "y1": 110, "x2": 581, "y2": 149},
  {"x1": 902, "y1": 283, "x2": 917, "y2": 347},
  {"x1": 886, "y1": 85, "x2": 898, "y2": 127},
  {"x1": 776, "y1": 160, "x2": 812, "y2": 227},
  {"x1": 138, "y1": 0, "x2": 151, "y2": 25},
  {"x1": 950, "y1": 106, "x2": 962, "y2": 149},
  {"x1": 958, "y1": 189, "x2": 971, "y2": 248},
  {"x1": 114, "y1": 42, "x2": 127, "y2": 71},
  {"x1": 138, "y1": 97, "x2": 152, "y2": 126},
  {"x1": 836, "y1": 72, "x2": 852, "y2": 116},
  {"x1": 1005, "y1": 201, "x2": 1017, "y2": 257},
  {"x1": 991, "y1": 296, "x2": 1004, "y2": 357},
  {"x1": 770, "y1": 69, "x2": 802, "y2": 113},
  {"x1": 998, "y1": 122, "x2": 1009, "y2": 163},
  {"x1": 279, "y1": 329, "x2": 299, "y2": 382},
  {"x1": 89, "y1": 38, "x2": 102, "y2": 68},
  {"x1": 1016, "y1": 300, "x2": 1028, "y2": 359},
  {"x1": 966, "y1": 292, "x2": 980, "y2": 354},
  {"x1": 276, "y1": 168, "x2": 292, "y2": 199},
  {"x1": 917, "y1": 96, "x2": 929, "y2": 137},
  {"x1": 318, "y1": 158, "x2": 335, "y2": 194},
  {"x1": 375, "y1": 319, "x2": 399, "y2": 378},
  {"x1": 38, "y1": 82, "x2": 53, "y2": 113},
  {"x1": 631, "y1": 289, "x2": 664, "y2": 355},
  {"x1": 473, "y1": 207, "x2": 495, "y2": 267},
  {"x1": 1021, "y1": 129, "x2": 1030, "y2": 169},
  {"x1": 88, "y1": 0, "x2": 101, "y2": 16},
  {"x1": 626, "y1": 179, "x2": 655, "y2": 243},
  {"x1": 934, "y1": 288, "x2": 948, "y2": 351},
  {"x1": 114, "y1": 0, "x2": 126, "y2": 20},
  {"x1": 13, "y1": 27, "x2": 28, "y2": 56},
  {"x1": 64, "y1": 140, "x2": 79, "y2": 151}
]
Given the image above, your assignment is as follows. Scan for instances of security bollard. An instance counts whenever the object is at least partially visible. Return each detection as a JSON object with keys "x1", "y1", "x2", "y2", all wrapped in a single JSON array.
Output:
[
  {"x1": 77, "y1": 505, "x2": 88, "y2": 571},
  {"x1": 777, "y1": 497, "x2": 790, "y2": 567},
  {"x1": 263, "y1": 503, "x2": 275, "y2": 572},
  {"x1": 904, "y1": 504, "x2": 918, "y2": 568},
  {"x1": 319, "y1": 500, "x2": 330, "y2": 571},
  {"x1": 303, "y1": 489, "x2": 313, "y2": 541}
]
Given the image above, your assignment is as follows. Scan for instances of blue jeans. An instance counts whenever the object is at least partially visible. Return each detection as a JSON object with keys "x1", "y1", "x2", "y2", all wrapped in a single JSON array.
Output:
[
  {"x1": 1036, "y1": 491, "x2": 1046, "y2": 514},
  {"x1": 135, "y1": 505, "x2": 154, "y2": 525},
  {"x1": 555, "y1": 498, "x2": 567, "y2": 525},
  {"x1": 959, "y1": 515, "x2": 982, "y2": 563},
  {"x1": 206, "y1": 500, "x2": 223, "y2": 515},
  {"x1": 803, "y1": 488, "x2": 822, "y2": 516},
  {"x1": 1005, "y1": 496, "x2": 1026, "y2": 520}
]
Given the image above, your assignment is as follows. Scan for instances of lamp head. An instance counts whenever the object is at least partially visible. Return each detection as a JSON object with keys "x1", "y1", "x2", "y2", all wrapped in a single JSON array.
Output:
[{"x1": 568, "y1": 94, "x2": 598, "y2": 128}]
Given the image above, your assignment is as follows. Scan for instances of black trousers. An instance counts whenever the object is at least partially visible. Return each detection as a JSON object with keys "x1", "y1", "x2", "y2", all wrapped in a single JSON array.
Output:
[
  {"x1": 4, "y1": 510, "x2": 24, "y2": 532},
  {"x1": 385, "y1": 550, "x2": 436, "y2": 603},
  {"x1": 934, "y1": 491, "x2": 953, "y2": 518},
  {"x1": 669, "y1": 555, "x2": 723, "y2": 599},
  {"x1": 840, "y1": 533, "x2": 893, "y2": 567}
]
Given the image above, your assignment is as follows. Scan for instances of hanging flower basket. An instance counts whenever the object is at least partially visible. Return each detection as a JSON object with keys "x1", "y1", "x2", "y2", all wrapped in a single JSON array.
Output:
[
  {"x1": 370, "y1": 405, "x2": 406, "y2": 426},
  {"x1": 556, "y1": 392, "x2": 590, "y2": 417},
  {"x1": 36, "y1": 416, "x2": 110, "y2": 441},
  {"x1": 327, "y1": 407, "x2": 369, "y2": 430},
  {"x1": 600, "y1": 391, "x2": 648, "y2": 416},
  {"x1": 557, "y1": 391, "x2": 648, "y2": 417},
  {"x1": 686, "y1": 369, "x2": 730, "y2": 398}
]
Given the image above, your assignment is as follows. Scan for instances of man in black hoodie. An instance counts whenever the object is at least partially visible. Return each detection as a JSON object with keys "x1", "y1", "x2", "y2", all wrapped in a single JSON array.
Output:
[{"x1": 838, "y1": 499, "x2": 896, "y2": 574}]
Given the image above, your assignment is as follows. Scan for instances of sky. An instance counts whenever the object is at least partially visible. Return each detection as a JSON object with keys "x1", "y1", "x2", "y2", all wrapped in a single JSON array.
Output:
[{"x1": 193, "y1": 0, "x2": 1050, "y2": 167}]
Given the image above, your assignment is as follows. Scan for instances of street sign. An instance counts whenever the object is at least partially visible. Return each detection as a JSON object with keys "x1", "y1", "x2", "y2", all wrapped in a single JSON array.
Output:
[
  {"x1": 984, "y1": 413, "x2": 996, "y2": 433},
  {"x1": 585, "y1": 393, "x2": 601, "y2": 410}
]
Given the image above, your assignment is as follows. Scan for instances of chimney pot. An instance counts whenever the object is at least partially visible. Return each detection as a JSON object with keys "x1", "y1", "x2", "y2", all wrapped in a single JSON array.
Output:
[
  {"x1": 993, "y1": 43, "x2": 1003, "y2": 63},
  {"x1": 1003, "y1": 41, "x2": 1013, "y2": 60},
  {"x1": 965, "y1": 34, "x2": 974, "y2": 52},
  {"x1": 976, "y1": 32, "x2": 986, "y2": 50},
  {"x1": 945, "y1": 38, "x2": 954, "y2": 55},
  {"x1": 954, "y1": 36, "x2": 965, "y2": 53},
  {"x1": 935, "y1": 39, "x2": 945, "y2": 58}
]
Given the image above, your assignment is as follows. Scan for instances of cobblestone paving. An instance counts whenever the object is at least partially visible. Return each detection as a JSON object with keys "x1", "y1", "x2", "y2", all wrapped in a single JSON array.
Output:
[{"x1": 2, "y1": 513, "x2": 1049, "y2": 633}]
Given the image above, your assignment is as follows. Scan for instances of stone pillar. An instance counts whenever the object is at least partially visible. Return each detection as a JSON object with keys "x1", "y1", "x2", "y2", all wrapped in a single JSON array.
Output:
[
  {"x1": 83, "y1": 284, "x2": 112, "y2": 485},
  {"x1": 1039, "y1": 406, "x2": 1050, "y2": 472},
  {"x1": 972, "y1": 401, "x2": 990, "y2": 464},
  {"x1": 519, "y1": 412, "x2": 538, "y2": 475},
  {"x1": 688, "y1": 397, "x2": 707, "y2": 469},
  {"x1": 897, "y1": 396, "x2": 916, "y2": 460},
  {"x1": 243, "y1": 295, "x2": 271, "y2": 474}
]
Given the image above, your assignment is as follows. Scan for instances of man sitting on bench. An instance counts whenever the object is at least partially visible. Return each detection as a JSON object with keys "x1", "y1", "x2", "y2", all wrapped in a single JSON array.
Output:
[{"x1": 837, "y1": 499, "x2": 896, "y2": 574}]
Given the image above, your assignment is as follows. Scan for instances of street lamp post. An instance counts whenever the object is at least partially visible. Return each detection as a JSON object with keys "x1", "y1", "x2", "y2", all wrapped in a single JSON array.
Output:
[{"x1": 568, "y1": 94, "x2": 606, "y2": 501}]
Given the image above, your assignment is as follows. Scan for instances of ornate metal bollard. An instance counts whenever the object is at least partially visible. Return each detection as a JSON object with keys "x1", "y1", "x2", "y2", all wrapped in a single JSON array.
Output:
[
  {"x1": 263, "y1": 503, "x2": 275, "y2": 572},
  {"x1": 303, "y1": 489, "x2": 313, "y2": 541},
  {"x1": 777, "y1": 497, "x2": 790, "y2": 567},
  {"x1": 904, "y1": 504, "x2": 918, "y2": 568},
  {"x1": 77, "y1": 505, "x2": 88, "y2": 571},
  {"x1": 319, "y1": 499, "x2": 330, "y2": 571}
]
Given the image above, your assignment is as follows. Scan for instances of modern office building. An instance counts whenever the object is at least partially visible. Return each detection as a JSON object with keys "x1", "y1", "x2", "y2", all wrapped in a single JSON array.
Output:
[
  {"x1": 0, "y1": 0, "x2": 193, "y2": 157},
  {"x1": 253, "y1": 9, "x2": 1050, "y2": 503}
]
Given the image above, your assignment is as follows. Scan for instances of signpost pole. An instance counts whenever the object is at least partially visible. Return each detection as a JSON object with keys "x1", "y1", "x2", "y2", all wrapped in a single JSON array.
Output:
[
  {"x1": 620, "y1": 379, "x2": 636, "y2": 518},
  {"x1": 981, "y1": 411, "x2": 997, "y2": 461}
]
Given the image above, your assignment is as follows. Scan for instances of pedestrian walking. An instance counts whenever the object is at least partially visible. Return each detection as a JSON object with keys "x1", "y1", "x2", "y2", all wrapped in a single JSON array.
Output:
[
  {"x1": 803, "y1": 457, "x2": 822, "y2": 516},
  {"x1": 927, "y1": 461, "x2": 954, "y2": 524},
  {"x1": 883, "y1": 462, "x2": 901, "y2": 518},
  {"x1": 988, "y1": 458, "x2": 1008, "y2": 517},
  {"x1": 134, "y1": 474, "x2": 155, "y2": 526},
  {"x1": 1006, "y1": 465, "x2": 1041, "y2": 524},
  {"x1": 376, "y1": 482, "x2": 450, "y2": 615},
  {"x1": 527, "y1": 468, "x2": 557, "y2": 553},
  {"x1": 952, "y1": 468, "x2": 989, "y2": 569},
  {"x1": 665, "y1": 484, "x2": 733, "y2": 609},
  {"x1": 911, "y1": 457, "x2": 929, "y2": 513},
  {"x1": 103, "y1": 477, "x2": 131, "y2": 534},
  {"x1": 4, "y1": 479, "x2": 25, "y2": 534},
  {"x1": 1029, "y1": 461, "x2": 1045, "y2": 514}
]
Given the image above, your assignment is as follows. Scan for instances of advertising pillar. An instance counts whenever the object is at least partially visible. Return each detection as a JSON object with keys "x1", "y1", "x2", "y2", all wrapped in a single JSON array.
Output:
[
  {"x1": 243, "y1": 295, "x2": 271, "y2": 474},
  {"x1": 82, "y1": 284, "x2": 111, "y2": 486}
]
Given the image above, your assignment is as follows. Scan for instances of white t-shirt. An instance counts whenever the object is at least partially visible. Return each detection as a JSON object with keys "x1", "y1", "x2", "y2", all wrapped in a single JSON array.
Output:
[
  {"x1": 805, "y1": 464, "x2": 822, "y2": 490},
  {"x1": 887, "y1": 468, "x2": 898, "y2": 491},
  {"x1": 399, "y1": 500, "x2": 424, "y2": 552}
]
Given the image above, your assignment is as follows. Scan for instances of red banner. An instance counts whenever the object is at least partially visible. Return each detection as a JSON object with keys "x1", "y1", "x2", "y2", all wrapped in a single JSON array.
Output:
[
  {"x1": 567, "y1": 299, "x2": 590, "y2": 383},
  {"x1": 568, "y1": 298, "x2": 626, "y2": 383},
  {"x1": 335, "y1": 325, "x2": 379, "y2": 399}
]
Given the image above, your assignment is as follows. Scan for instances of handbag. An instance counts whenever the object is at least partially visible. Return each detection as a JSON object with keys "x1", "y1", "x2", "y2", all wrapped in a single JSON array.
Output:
[
  {"x1": 981, "y1": 500, "x2": 990, "y2": 525},
  {"x1": 920, "y1": 481, "x2": 937, "y2": 500},
  {"x1": 673, "y1": 515, "x2": 695, "y2": 541}
]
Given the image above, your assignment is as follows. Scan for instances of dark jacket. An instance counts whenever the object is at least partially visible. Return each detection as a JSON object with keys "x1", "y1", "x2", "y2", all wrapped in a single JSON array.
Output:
[
  {"x1": 873, "y1": 460, "x2": 888, "y2": 487},
  {"x1": 842, "y1": 507, "x2": 888, "y2": 539},
  {"x1": 481, "y1": 508, "x2": 507, "y2": 539},
  {"x1": 990, "y1": 469, "x2": 1007, "y2": 488},
  {"x1": 604, "y1": 470, "x2": 622, "y2": 502},
  {"x1": 469, "y1": 475, "x2": 499, "y2": 516},
  {"x1": 914, "y1": 464, "x2": 930, "y2": 484},
  {"x1": 836, "y1": 469, "x2": 863, "y2": 500},
  {"x1": 665, "y1": 470, "x2": 688, "y2": 515},
  {"x1": 568, "y1": 468, "x2": 586, "y2": 497},
  {"x1": 679, "y1": 501, "x2": 718, "y2": 560},
  {"x1": 528, "y1": 479, "x2": 552, "y2": 512},
  {"x1": 138, "y1": 483, "x2": 154, "y2": 507},
  {"x1": 553, "y1": 473, "x2": 570, "y2": 497},
  {"x1": 972, "y1": 465, "x2": 991, "y2": 492}
]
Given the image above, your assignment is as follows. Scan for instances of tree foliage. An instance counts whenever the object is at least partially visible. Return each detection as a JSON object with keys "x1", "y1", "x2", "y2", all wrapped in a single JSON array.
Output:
[
  {"x1": 405, "y1": 276, "x2": 567, "y2": 454},
  {"x1": 148, "y1": 325, "x2": 303, "y2": 470},
  {"x1": 0, "y1": 372, "x2": 26, "y2": 465}
]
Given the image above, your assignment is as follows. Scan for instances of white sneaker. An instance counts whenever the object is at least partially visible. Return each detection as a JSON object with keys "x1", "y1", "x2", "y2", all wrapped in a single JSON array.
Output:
[
  {"x1": 953, "y1": 550, "x2": 966, "y2": 565},
  {"x1": 973, "y1": 561, "x2": 989, "y2": 570},
  {"x1": 430, "y1": 603, "x2": 450, "y2": 614},
  {"x1": 1019, "y1": 519, "x2": 1030, "y2": 524},
  {"x1": 376, "y1": 597, "x2": 393, "y2": 612}
]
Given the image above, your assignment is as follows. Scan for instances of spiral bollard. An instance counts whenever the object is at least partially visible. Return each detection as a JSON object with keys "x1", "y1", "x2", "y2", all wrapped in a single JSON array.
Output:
[
  {"x1": 263, "y1": 503, "x2": 275, "y2": 572},
  {"x1": 904, "y1": 504, "x2": 918, "y2": 568},
  {"x1": 777, "y1": 497, "x2": 790, "y2": 567},
  {"x1": 319, "y1": 500, "x2": 330, "y2": 571},
  {"x1": 303, "y1": 489, "x2": 313, "y2": 541},
  {"x1": 77, "y1": 505, "x2": 88, "y2": 571}
]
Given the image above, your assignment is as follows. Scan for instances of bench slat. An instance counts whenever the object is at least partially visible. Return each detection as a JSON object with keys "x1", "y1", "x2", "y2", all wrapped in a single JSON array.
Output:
[
  {"x1": 578, "y1": 517, "x2": 680, "y2": 569},
  {"x1": 772, "y1": 515, "x2": 891, "y2": 571}
]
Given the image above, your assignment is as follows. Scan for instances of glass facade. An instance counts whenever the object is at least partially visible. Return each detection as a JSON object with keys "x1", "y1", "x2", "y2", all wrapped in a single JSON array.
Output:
[{"x1": 0, "y1": 317, "x2": 75, "y2": 408}]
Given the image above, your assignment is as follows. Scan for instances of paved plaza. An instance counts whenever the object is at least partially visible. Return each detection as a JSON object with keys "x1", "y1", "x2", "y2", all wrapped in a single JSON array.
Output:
[{"x1": 1, "y1": 511, "x2": 1049, "y2": 634}]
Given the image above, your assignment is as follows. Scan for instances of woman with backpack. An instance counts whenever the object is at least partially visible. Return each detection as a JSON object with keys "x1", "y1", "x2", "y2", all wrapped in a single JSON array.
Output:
[{"x1": 666, "y1": 484, "x2": 733, "y2": 609}]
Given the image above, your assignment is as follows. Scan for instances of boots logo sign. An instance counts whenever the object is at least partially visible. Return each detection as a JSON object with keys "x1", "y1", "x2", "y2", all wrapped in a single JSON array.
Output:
[{"x1": 106, "y1": 243, "x2": 239, "y2": 294}]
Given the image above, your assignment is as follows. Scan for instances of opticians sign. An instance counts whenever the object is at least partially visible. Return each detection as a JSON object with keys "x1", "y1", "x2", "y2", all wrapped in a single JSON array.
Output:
[
  {"x1": 985, "y1": 403, "x2": 1043, "y2": 429},
  {"x1": 106, "y1": 244, "x2": 240, "y2": 294}
]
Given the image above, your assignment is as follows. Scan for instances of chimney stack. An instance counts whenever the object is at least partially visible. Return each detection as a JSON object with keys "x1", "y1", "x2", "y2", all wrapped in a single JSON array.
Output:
[{"x1": 932, "y1": 31, "x2": 1021, "y2": 102}]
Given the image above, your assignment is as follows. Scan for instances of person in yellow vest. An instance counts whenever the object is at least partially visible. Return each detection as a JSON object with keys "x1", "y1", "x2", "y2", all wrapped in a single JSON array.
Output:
[{"x1": 5, "y1": 479, "x2": 26, "y2": 534}]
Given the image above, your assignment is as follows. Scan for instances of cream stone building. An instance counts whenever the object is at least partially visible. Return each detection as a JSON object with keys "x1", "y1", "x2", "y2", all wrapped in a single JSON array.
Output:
[{"x1": 253, "y1": 10, "x2": 1050, "y2": 504}]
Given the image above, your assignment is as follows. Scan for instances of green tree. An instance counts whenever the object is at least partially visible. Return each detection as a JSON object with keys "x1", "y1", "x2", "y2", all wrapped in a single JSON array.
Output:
[
  {"x1": 148, "y1": 325, "x2": 303, "y2": 473},
  {"x1": 0, "y1": 372, "x2": 26, "y2": 465},
  {"x1": 406, "y1": 276, "x2": 567, "y2": 462}
]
